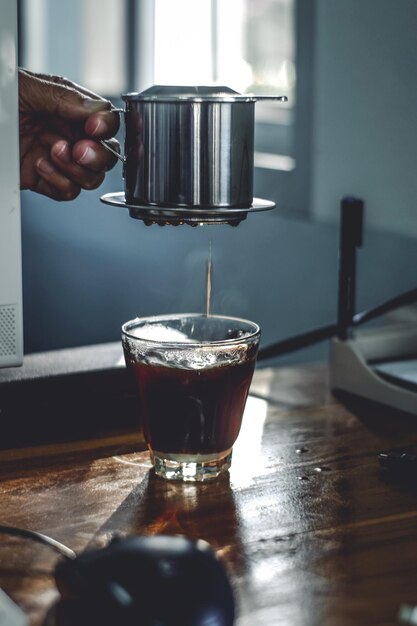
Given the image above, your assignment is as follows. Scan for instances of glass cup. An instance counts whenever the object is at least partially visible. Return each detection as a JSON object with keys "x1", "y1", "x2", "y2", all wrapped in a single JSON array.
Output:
[{"x1": 121, "y1": 313, "x2": 261, "y2": 482}]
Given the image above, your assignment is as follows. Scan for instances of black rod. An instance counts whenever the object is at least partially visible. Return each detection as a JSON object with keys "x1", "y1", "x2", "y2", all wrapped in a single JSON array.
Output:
[
  {"x1": 257, "y1": 323, "x2": 337, "y2": 360},
  {"x1": 352, "y1": 286, "x2": 417, "y2": 327},
  {"x1": 126, "y1": 0, "x2": 137, "y2": 91},
  {"x1": 337, "y1": 196, "x2": 364, "y2": 340}
]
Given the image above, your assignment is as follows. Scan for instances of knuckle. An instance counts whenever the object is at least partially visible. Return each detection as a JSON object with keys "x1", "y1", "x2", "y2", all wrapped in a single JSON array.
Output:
[
  {"x1": 54, "y1": 86, "x2": 79, "y2": 116},
  {"x1": 62, "y1": 185, "x2": 81, "y2": 201},
  {"x1": 83, "y1": 173, "x2": 105, "y2": 190}
]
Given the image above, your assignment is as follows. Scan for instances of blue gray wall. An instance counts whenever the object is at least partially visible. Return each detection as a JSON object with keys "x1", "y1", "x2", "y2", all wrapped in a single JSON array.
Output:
[
  {"x1": 311, "y1": 0, "x2": 417, "y2": 238},
  {"x1": 21, "y1": 164, "x2": 417, "y2": 364}
]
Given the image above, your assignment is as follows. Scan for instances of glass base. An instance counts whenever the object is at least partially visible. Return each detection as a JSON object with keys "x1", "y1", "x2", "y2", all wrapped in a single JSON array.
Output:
[{"x1": 151, "y1": 449, "x2": 233, "y2": 482}]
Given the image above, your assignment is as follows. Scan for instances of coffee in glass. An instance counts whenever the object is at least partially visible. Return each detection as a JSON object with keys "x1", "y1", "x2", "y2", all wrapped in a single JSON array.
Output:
[{"x1": 122, "y1": 313, "x2": 260, "y2": 481}]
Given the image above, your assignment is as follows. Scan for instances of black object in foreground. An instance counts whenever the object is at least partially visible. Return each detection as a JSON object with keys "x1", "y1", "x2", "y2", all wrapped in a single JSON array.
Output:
[{"x1": 53, "y1": 535, "x2": 235, "y2": 626}]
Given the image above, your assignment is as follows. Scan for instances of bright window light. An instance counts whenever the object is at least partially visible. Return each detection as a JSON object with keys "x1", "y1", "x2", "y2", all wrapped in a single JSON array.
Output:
[
  {"x1": 154, "y1": 0, "x2": 213, "y2": 85},
  {"x1": 153, "y1": 0, "x2": 295, "y2": 100}
]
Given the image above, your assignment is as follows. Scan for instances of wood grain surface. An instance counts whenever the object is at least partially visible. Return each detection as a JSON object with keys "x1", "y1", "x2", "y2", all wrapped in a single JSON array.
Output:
[{"x1": 1, "y1": 362, "x2": 417, "y2": 626}]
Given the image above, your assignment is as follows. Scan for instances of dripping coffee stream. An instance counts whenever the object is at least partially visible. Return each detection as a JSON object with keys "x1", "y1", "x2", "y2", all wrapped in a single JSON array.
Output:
[{"x1": 206, "y1": 240, "x2": 212, "y2": 317}]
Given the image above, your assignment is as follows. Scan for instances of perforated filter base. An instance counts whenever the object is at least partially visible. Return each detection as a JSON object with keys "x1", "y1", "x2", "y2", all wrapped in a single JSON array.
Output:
[{"x1": 100, "y1": 192, "x2": 275, "y2": 226}]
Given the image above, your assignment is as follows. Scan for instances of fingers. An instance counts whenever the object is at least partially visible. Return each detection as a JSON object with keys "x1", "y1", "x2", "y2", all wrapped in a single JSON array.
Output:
[
  {"x1": 84, "y1": 110, "x2": 120, "y2": 140},
  {"x1": 35, "y1": 159, "x2": 82, "y2": 201},
  {"x1": 20, "y1": 68, "x2": 121, "y2": 137},
  {"x1": 19, "y1": 67, "x2": 121, "y2": 201},
  {"x1": 19, "y1": 68, "x2": 120, "y2": 139},
  {"x1": 30, "y1": 134, "x2": 119, "y2": 201},
  {"x1": 32, "y1": 138, "x2": 113, "y2": 201},
  {"x1": 71, "y1": 138, "x2": 120, "y2": 171},
  {"x1": 19, "y1": 68, "x2": 110, "y2": 121},
  {"x1": 34, "y1": 141, "x2": 105, "y2": 199},
  {"x1": 33, "y1": 154, "x2": 107, "y2": 201},
  {"x1": 52, "y1": 136, "x2": 119, "y2": 174},
  {"x1": 35, "y1": 156, "x2": 106, "y2": 201}
]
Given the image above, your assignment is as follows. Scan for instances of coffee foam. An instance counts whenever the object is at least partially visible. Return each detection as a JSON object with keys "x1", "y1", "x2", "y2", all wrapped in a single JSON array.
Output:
[
  {"x1": 129, "y1": 323, "x2": 197, "y2": 344},
  {"x1": 123, "y1": 337, "x2": 251, "y2": 370}
]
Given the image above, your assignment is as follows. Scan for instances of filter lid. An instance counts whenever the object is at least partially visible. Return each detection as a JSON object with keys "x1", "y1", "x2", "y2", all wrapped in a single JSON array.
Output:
[{"x1": 122, "y1": 84, "x2": 257, "y2": 103}]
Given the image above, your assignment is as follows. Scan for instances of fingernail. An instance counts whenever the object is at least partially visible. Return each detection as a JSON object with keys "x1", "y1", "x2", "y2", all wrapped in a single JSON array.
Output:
[
  {"x1": 83, "y1": 99, "x2": 109, "y2": 112},
  {"x1": 55, "y1": 141, "x2": 71, "y2": 163},
  {"x1": 89, "y1": 117, "x2": 108, "y2": 137},
  {"x1": 76, "y1": 146, "x2": 96, "y2": 165},
  {"x1": 36, "y1": 158, "x2": 55, "y2": 175}
]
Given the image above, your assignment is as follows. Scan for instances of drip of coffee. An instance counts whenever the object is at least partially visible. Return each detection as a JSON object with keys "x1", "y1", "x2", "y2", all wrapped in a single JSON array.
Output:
[{"x1": 206, "y1": 239, "x2": 212, "y2": 317}]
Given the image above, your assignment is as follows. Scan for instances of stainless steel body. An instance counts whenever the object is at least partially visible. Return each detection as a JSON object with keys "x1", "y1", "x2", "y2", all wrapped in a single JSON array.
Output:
[
  {"x1": 121, "y1": 86, "x2": 287, "y2": 210},
  {"x1": 123, "y1": 93, "x2": 253, "y2": 208}
]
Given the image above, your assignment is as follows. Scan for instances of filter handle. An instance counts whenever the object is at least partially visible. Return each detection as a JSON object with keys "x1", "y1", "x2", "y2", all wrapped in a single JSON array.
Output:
[{"x1": 100, "y1": 139, "x2": 125, "y2": 164}]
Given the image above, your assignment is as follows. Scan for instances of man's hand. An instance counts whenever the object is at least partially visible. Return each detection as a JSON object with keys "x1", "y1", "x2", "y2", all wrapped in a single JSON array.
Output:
[{"x1": 19, "y1": 68, "x2": 121, "y2": 201}]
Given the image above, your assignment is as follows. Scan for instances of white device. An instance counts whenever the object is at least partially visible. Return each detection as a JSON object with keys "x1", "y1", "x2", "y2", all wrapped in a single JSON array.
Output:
[
  {"x1": 0, "y1": 588, "x2": 27, "y2": 626},
  {"x1": 330, "y1": 322, "x2": 417, "y2": 415},
  {"x1": 0, "y1": 0, "x2": 23, "y2": 368}
]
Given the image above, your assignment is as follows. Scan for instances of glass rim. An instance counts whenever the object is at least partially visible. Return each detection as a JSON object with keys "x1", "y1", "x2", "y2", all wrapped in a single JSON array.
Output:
[{"x1": 121, "y1": 313, "x2": 261, "y2": 348}]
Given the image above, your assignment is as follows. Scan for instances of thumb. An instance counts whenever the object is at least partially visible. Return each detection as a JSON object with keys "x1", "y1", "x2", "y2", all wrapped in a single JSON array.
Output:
[{"x1": 19, "y1": 69, "x2": 110, "y2": 121}]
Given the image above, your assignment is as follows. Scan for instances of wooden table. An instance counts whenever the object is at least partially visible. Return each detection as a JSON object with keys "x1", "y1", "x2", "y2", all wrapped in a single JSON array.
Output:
[{"x1": 1, "y1": 357, "x2": 417, "y2": 626}]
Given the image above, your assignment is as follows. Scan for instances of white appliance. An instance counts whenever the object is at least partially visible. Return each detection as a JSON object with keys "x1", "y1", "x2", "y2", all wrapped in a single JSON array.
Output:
[
  {"x1": 330, "y1": 325, "x2": 417, "y2": 415},
  {"x1": 0, "y1": 0, "x2": 23, "y2": 368}
]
